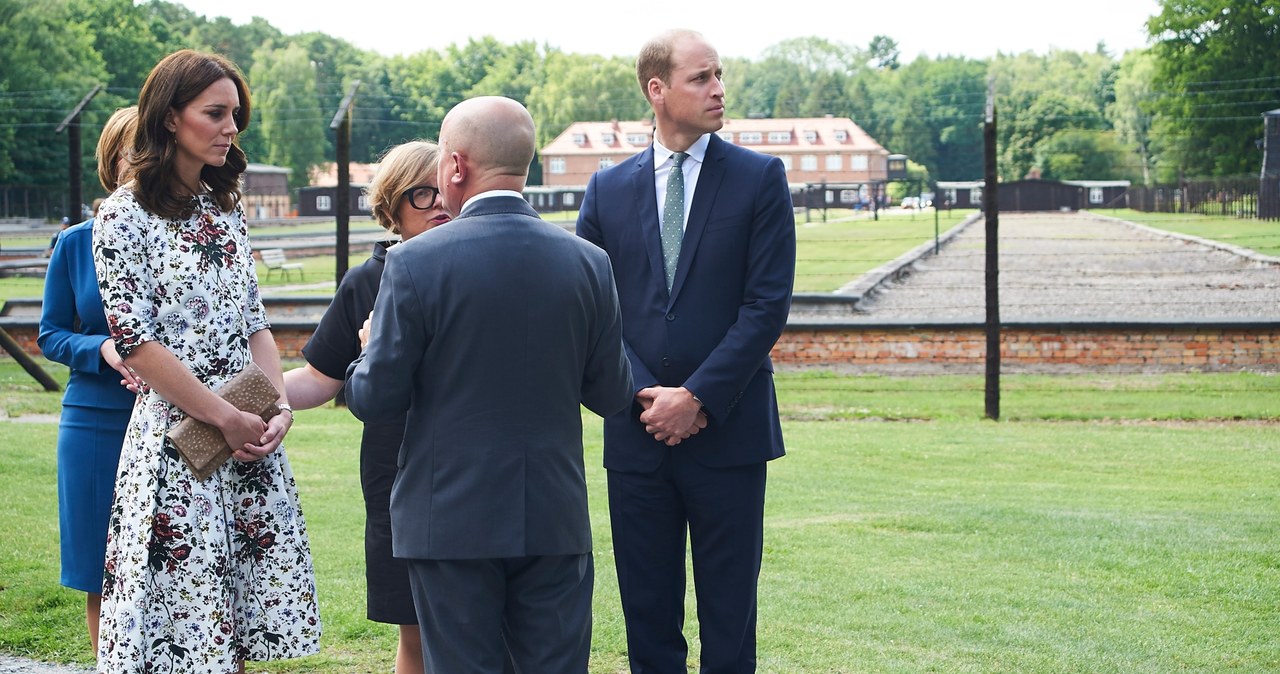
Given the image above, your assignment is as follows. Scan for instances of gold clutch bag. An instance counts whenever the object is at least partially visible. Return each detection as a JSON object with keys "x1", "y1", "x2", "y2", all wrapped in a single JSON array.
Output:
[{"x1": 166, "y1": 361, "x2": 281, "y2": 481}]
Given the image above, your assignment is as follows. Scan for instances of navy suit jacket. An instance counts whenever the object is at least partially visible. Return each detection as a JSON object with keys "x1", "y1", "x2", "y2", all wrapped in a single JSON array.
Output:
[
  {"x1": 577, "y1": 133, "x2": 796, "y2": 471},
  {"x1": 345, "y1": 195, "x2": 633, "y2": 560}
]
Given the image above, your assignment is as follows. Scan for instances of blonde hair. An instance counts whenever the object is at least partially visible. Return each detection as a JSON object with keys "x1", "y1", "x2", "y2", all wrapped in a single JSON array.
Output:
[
  {"x1": 96, "y1": 106, "x2": 138, "y2": 192},
  {"x1": 366, "y1": 140, "x2": 441, "y2": 235}
]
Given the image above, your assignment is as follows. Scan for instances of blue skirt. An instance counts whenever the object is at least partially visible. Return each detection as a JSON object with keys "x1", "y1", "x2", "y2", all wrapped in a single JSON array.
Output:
[{"x1": 57, "y1": 404, "x2": 131, "y2": 593}]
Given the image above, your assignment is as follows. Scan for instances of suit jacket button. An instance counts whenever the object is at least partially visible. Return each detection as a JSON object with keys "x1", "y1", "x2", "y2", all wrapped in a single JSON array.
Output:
[
  {"x1": 662, "y1": 357, "x2": 671, "y2": 367},
  {"x1": 666, "y1": 313, "x2": 676, "y2": 321}
]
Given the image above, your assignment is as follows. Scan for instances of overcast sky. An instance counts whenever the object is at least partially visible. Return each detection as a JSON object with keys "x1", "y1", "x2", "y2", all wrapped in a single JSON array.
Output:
[{"x1": 169, "y1": 0, "x2": 1162, "y2": 62}]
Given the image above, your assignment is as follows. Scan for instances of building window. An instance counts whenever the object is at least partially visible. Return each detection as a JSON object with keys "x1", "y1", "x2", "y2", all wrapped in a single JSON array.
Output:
[
  {"x1": 834, "y1": 130, "x2": 848, "y2": 142},
  {"x1": 562, "y1": 193, "x2": 576, "y2": 207},
  {"x1": 945, "y1": 188, "x2": 957, "y2": 204},
  {"x1": 627, "y1": 133, "x2": 649, "y2": 144},
  {"x1": 801, "y1": 155, "x2": 818, "y2": 170},
  {"x1": 316, "y1": 195, "x2": 331, "y2": 212},
  {"x1": 779, "y1": 155, "x2": 793, "y2": 170},
  {"x1": 1089, "y1": 187, "x2": 1104, "y2": 204},
  {"x1": 825, "y1": 190, "x2": 834, "y2": 204},
  {"x1": 739, "y1": 132, "x2": 762, "y2": 144},
  {"x1": 549, "y1": 158, "x2": 566, "y2": 174},
  {"x1": 601, "y1": 132, "x2": 615, "y2": 145},
  {"x1": 850, "y1": 154, "x2": 868, "y2": 170},
  {"x1": 803, "y1": 130, "x2": 817, "y2": 143},
  {"x1": 768, "y1": 131, "x2": 791, "y2": 143},
  {"x1": 839, "y1": 189, "x2": 857, "y2": 203},
  {"x1": 971, "y1": 187, "x2": 983, "y2": 204},
  {"x1": 718, "y1": 131, "x2": 733, "y2": 142},
  {"x1": 599, "y1": 157, "x2": 615, "y2": 169},
  {"x1": 825, "y1": 154, "x2": 842, "y2": 170},
  {"x1": 572, "y1": 133, "x2": 586, "y2": 145}
]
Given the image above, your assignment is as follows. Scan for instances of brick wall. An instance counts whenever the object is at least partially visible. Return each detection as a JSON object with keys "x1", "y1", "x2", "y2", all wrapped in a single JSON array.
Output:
[
  {"x1": 772, "y1": 324, "x2": 1280, "y2": 372},
  {"x1": 7, "y1": 322, "x2": 1279, "y2": 372}
]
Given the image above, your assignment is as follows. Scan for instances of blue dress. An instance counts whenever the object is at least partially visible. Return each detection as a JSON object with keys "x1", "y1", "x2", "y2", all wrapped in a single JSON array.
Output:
[{"x1": 37, "y1": 219, "x2": 136, "y2": 593}]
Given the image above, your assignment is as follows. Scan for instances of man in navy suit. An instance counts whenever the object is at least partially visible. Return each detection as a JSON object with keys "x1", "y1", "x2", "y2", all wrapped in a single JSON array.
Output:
[
  {"x1": 346, "y1": 95, "x2": 633, "y2": 674},
  {"x1": 577, "y1": 29, "x2": 796, "y2": 674}
]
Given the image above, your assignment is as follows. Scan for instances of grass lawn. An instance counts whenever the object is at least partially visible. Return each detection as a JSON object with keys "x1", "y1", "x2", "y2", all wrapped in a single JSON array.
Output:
[
  {"x1": 1101, "y1": 209, "x2": 1280, "y2": 258},
  {"x1": 1, "y1": 359, "x2": 1277, "y2": 672}
]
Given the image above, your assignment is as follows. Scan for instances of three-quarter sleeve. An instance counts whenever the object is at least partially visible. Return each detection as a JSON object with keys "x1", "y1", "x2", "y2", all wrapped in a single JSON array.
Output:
[
  {"x1": 235, "y1": 205, "x2": 270, "y2": 336},
  {"x1": 92, "y1": 196, "x2": 159, "y2": 359}
]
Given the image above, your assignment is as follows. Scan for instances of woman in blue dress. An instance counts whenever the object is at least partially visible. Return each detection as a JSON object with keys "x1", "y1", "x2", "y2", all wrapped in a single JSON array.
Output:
[{"x1": 37, "y1": 105, "x2": 144, "y2": 653}]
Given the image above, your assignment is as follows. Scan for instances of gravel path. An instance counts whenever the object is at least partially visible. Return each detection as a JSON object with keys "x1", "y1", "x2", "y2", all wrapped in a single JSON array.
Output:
[
  {"x1": 806, "y1": 211, "x2": 1280, "y2": 323},
  {"x1": 0, "y1": 656, "x2": 90, "y2": 674}
]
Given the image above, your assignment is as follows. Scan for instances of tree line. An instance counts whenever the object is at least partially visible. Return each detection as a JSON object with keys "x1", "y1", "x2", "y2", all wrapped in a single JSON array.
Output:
[{"x1": 1, "y1": 0, "x2": 1276, "y2": 218}]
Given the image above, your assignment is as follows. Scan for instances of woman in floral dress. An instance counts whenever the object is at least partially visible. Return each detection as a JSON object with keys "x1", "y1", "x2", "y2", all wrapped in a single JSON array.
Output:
[{"x1": 92, "y1": 49, "x2": 320, "y2": 673}]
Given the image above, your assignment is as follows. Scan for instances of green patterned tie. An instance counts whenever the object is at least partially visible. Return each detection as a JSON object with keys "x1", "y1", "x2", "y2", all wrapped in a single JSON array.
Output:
[{"x1": 662, "y1": 151, "x2": 687, "y2": 290}]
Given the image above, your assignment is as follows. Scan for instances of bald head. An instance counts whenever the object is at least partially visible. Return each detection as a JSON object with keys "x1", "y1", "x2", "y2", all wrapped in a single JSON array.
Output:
[{"x1": 437, "y1": 96, "x2": 536, "y2": 213}]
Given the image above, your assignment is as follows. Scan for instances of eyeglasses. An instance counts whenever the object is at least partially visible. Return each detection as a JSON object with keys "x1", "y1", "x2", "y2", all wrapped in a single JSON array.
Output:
[{"x1": 403, "y1": 185, "x2": 440, "y2": 210}]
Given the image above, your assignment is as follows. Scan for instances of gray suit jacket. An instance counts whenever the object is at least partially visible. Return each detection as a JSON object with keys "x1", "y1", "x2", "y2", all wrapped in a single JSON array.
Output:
[{"x1": 345, "y1": 195, "x2": 633, "y2": 560}]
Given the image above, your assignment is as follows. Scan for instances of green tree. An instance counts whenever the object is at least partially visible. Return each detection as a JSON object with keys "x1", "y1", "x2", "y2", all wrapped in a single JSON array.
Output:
[
  {"x1": 990, "y1": 50, "x2": 1113, "y2": 179},
  {"x1": 868, "y1": 35, "x2": 901, "y2": 71},
  {"x1": 1108, "y1": 49, "x2": 1158, "y2": 184},
  {"x1": 186, "y1": 15, "x2": 282, "y2": 75},
  {"x1": 882, "y1": 56, "x2": 988, "y2": 181},
  {"x1": 526, "y1": 51, "x2": 643, "y2": 150},
  {"x1": 136, "y1": 0, "x2": 202, "y2": 54},
  {"x1": 290, "y1": 31, "x2": 370, "y2": 160},
  {"x1": 1146, "y1": 0, "x2": 1280, "y2": 179},
  {"x1": 1035, "y1": 129, "x2": 1138, "y2": 181},
  {"x1": 250, "y1": 43, "x2": 326, "y2": 191},
  {"x1": 71, "y1": 0, "x2": 164, "y2": 94},
  {"x1": 0, "y1": 0, "x2": 107, "y2": 216},
  {"x1": 342, "y1": 53, "x2": 425, "y2": 162}
]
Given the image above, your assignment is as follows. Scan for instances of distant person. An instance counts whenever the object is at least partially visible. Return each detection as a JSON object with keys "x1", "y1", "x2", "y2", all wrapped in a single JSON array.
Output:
[
  {"x1": 92, "y1": 49, "x2": 320, "y2": 673},
  {"x1": 577, "y1": 28, "x2": 796, "y2": 673},
  {"x1": 344, "y1": 95, "x2": 633, "y2": 673},
  {"x1": 37, "y1": 105, "x2": 143, "y2": 655},
  {"x1": 283, "y1": 139, "x2": 451, "y2": 674},
  {"x1": 47, "y1": 216, "x2": 71, "y2": 255}
]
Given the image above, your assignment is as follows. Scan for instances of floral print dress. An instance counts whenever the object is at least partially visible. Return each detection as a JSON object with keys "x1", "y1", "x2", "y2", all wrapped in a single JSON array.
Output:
[{"x1": 92, "y1": 187, "x2": 321, "y2": 673}]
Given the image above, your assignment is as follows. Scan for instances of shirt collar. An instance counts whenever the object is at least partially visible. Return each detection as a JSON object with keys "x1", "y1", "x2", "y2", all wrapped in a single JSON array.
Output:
[
  {"x1": 462, "y1": 189, "x2": 524, "y2": 212},
  {"x1": 654, "y1": 133, "x2": 710, "y2": 168}
]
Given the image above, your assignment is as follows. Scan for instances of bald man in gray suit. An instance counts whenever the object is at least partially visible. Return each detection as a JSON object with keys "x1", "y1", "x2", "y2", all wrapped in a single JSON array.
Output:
[{"x1": 345, "y1": 96, "x2": 633, "y2": 674}]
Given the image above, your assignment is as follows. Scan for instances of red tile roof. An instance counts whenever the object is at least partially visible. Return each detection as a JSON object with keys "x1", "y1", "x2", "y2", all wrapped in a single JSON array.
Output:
[{"x1": 540, "y1": 116, "x2": 887, "y2": 157}]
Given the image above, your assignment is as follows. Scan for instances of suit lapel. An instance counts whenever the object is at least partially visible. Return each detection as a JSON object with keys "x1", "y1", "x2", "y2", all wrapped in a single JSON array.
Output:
[
  {"x1": 629, "y1": 148, "x2": 667, "y2": 292},
  {"x1": 668, "y1": 135, "x2": 725, "y2": 305}
]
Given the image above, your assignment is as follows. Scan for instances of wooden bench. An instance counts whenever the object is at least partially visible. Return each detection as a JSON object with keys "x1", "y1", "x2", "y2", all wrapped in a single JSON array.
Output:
[
  {"x1": 260, "y1": 248, "x2": 304, "y2": 282},
  {"x1": 0, "y1": 257, "x2": 49, "y2": 278}
]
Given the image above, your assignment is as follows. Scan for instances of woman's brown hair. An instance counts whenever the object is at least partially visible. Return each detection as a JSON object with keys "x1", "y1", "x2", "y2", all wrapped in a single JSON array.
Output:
[{"x1": 132, "y1": 50, "x2": 251, "y2": 219}]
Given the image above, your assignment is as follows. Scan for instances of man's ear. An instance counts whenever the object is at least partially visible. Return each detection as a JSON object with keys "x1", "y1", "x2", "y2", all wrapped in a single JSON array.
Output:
[
  {"x1": 448, "y1": 152, "x2": 466, "y2": 185},
  {"x1": 646, "y1": 78, "x2": 665, "y2": 106}
]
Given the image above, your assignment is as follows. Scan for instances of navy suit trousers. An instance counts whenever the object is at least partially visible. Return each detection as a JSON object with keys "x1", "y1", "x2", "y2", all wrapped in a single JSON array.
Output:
[{"x1": 608, "y1": 452, "x2": 767, "y2": 674}]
